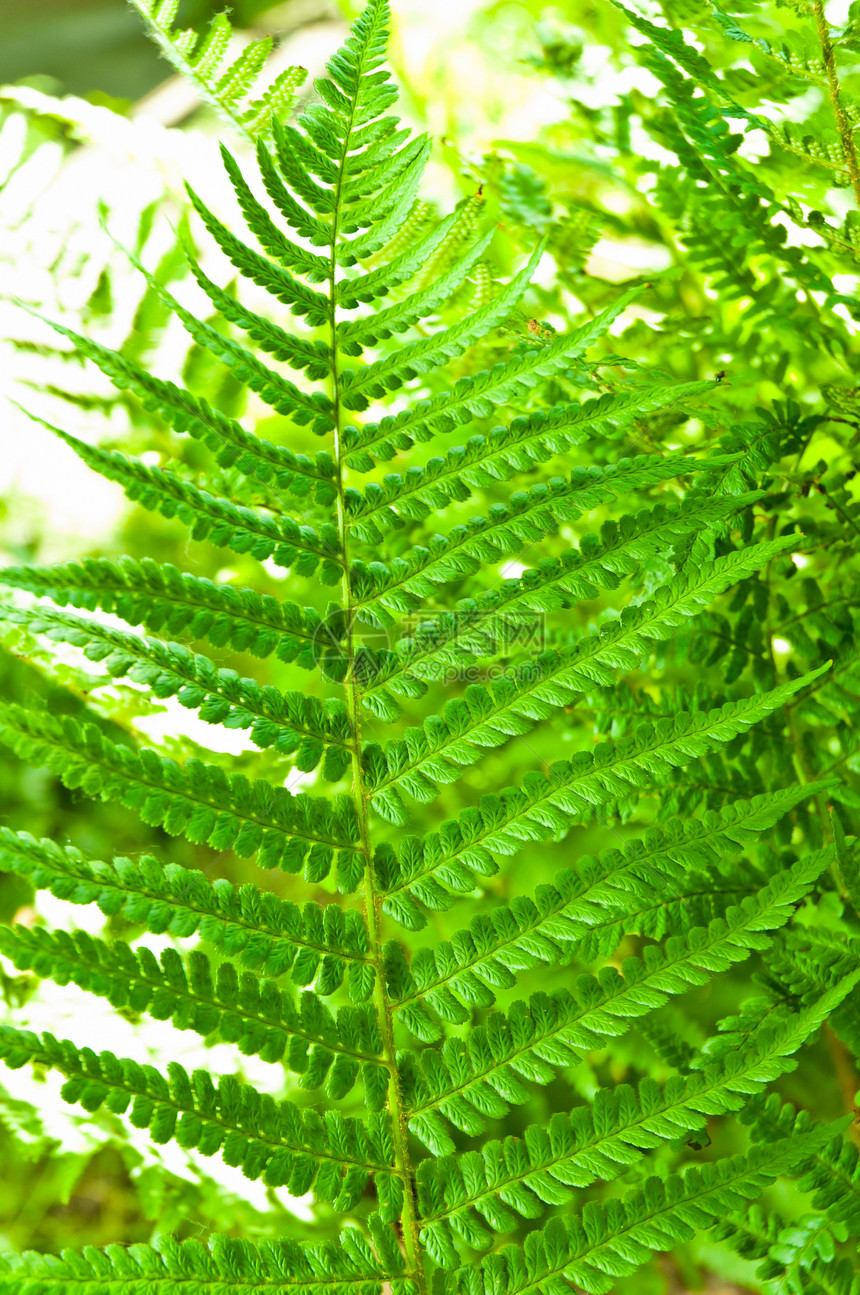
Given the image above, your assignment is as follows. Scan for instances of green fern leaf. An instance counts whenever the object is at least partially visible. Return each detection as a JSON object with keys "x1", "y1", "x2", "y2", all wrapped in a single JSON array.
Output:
[
  {"x1": 0, "y1": 603, "x2": 352, "y2": 778},
  {"x1": 128, "y1": 1, "x2": 307, "y2": 144},
  {"x1": 0, "y1": 1025, "x2": 393, "y2": 1206},
  {"x1": 402, "y1": 852, "x2": 833, "y2": 1152},
  {"x1": 0, "y1": 927, "x2": 386, "y2": 1101},
  {"x1": 0, "y1": 705, "x2": 363, "y2": 886},
  {"x1": 0, "y1": 558, "x2": 344, "y2": 671},
  {"x1": 0, "y1": 1233, "x2": 407, "y2": 1295},
  {"x1": 23, "y1": 414, "x2": 343, "y2": 583},
  {"x1": 0, "y1": 829, "x2": 374, "y2": 999}
]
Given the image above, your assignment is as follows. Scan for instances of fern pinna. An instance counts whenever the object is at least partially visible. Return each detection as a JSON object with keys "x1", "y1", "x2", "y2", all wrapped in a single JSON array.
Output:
[{"x1": 0, "y1": 2, "x2": 859, "y2": 1293}]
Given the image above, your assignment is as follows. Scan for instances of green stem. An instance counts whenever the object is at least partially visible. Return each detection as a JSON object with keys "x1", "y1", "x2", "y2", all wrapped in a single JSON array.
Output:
[
  {"x1": 813, "y1": 0, "x2": 860, "y2": 209},
  {"x1": 326, "y1": 96, "x2": 426, "y2": 1295},
  {"x1": 332, "y1": 344, "x2": 426, "y2": 1295}
]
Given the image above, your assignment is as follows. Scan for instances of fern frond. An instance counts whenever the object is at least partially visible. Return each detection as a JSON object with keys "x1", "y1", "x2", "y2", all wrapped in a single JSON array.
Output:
[
  {"x1": 0, "y1": 927, "x2": 387, "y2": 1104},
  {"x1": 0, "y1": 829, "x2": 374, "y2": 999},
  {"x1": 378, "y1": 665, "x2": 828, "y2": 925},
  {"x1": 4, "y1": 0, "x2": 856, "y2": 1282},
  {"x1": 270, "y1": 118, "x2": 338, "y2": 216},
  {"x1": 416, "y1": 973, "x2": 860, "y2": 1260},
  {"x1": 0, "y1": 558, "x2": 344, "y2": 672},
  {"x1": 0, "y1": 705, "x2": 364, "y2": 889},
  {"x1": 778, "y1": 1255, "x2": 860, "y2": 1295},
  {"x1": 0, "y1": 1025, "x2": 394, "y2": 1208},
  {"x1": 0, "y1": 604, "x2": 352, "y2": 779},
  {"x1": 0, "y1": 1233, "x2": 407, "y2": 1295},
  {"x1": 403, "y1": 853, "x2": 831, "y2": 1152},
  {"x1": 128, "y1": 2, "x2": 307, "y2": 145},
  {"x1": 386, "y1": 783, "x2": 831, "y2": 1026}
]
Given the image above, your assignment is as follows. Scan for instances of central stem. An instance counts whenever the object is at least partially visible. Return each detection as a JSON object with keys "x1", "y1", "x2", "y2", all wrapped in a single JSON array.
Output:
[
  {"x1": 326, "y1": 115, "x2": 426, "y2": 1294},
  {"x1": 813, "y1": 0, "x2": 860, "y2": 209}
]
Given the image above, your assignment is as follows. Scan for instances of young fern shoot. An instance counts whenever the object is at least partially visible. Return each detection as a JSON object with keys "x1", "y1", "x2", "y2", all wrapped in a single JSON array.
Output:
[{"x1": 0, "y1": 4, "x2": 858, "y2": 1295}]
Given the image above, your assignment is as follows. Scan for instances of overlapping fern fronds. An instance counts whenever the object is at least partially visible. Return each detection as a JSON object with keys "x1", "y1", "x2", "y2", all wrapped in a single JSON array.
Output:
[{"x1": 0, "y1": 2, "x2": 859, "y2": 1293}]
